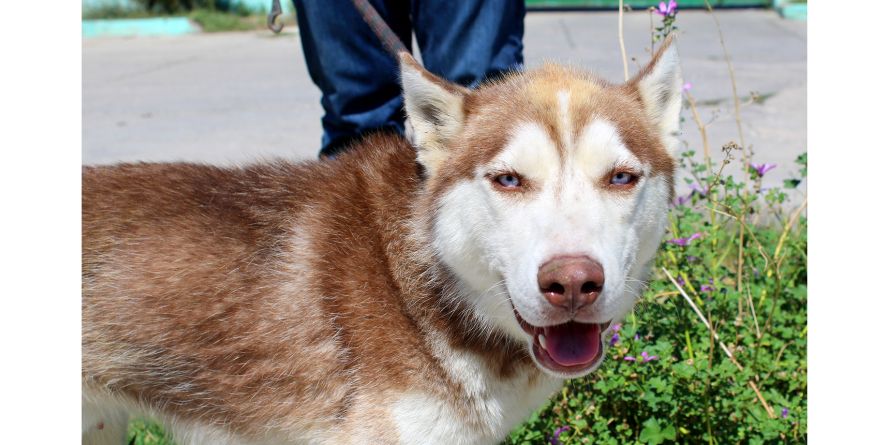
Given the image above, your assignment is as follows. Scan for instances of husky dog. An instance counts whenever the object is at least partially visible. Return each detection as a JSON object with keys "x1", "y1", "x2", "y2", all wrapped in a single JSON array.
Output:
[{"x1": 82, "y1": 37, "x2": 681, "y2": 445}]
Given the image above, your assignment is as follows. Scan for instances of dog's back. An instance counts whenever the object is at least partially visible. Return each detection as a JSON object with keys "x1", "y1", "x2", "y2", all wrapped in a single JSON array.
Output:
[{"x1": 83, "y1": 135, "x2": 486, "y2": 444}]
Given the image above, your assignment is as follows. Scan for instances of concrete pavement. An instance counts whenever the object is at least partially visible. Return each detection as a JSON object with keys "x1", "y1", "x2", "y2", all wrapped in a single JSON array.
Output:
[{"x1": 83, "y1": 9, "x2": 806, "y2": 191}]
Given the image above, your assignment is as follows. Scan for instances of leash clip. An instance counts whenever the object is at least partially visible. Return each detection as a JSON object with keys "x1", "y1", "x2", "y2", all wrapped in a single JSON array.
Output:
[{"x1": 268, "y1": 0, "x2": 284, "y2": 33}]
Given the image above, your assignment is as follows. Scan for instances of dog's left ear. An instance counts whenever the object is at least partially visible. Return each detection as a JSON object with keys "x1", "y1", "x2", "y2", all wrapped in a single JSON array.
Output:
[
  {"x1": 399, "y1": 53, "x2": 469, "y2": 176},
  {"x1": 628, "y1": 35, "x2": 683, "y2": 154}
]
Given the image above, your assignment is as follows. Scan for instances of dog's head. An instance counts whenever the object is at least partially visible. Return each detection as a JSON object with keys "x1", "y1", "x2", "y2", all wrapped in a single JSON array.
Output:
[{"x1": 402, "y1": 38, "x2": 681, "y2": 378}]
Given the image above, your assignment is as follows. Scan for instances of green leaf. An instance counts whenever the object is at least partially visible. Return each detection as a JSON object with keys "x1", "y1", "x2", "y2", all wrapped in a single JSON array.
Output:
[
  {"x1": 783, "y1": 178, "x2": 802, "y2": 189},
  {"x1": 639, "y1": 417, "x2": 676, "y2": 445}
]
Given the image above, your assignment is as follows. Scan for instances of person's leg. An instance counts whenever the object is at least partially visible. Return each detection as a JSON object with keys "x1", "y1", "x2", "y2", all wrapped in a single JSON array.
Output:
[
  {"x1": 411, "y1": 0, "x2": 526, "y2": 88},
  {"x1": 293, "y1": 0, "x2": 412, "y2": 157}
]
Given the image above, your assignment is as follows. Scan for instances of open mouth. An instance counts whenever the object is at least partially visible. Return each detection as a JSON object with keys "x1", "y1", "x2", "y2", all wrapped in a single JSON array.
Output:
[{"x1": 513, "y1": 308, "x2": 610, "y2": 376}]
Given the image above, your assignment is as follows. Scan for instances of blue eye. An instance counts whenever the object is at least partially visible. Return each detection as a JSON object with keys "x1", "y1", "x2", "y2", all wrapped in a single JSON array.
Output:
[
  {"x1": 494, "y1": 174, "x2": 522, "y2": 188},
  {"x1": 610, "y1": 172, "x2": 636, "y2": 185}
]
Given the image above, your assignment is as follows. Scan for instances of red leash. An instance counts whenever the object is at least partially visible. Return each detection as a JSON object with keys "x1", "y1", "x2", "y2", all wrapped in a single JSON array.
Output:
[{"x1": 349, "y1": 0, "x2": 410, "y2": 57}]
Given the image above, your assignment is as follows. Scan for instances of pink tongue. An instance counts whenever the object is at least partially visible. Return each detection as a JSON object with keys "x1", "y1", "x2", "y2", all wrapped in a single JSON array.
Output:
[{"x1": 543, "y1": 322, "x2": 602, "y2": 367}]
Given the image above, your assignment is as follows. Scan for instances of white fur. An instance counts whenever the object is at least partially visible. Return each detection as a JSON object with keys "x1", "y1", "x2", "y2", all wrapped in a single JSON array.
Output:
[
  {"x1": 82, "y1": 386, "x2": 325, "y2": 445},
  {"x1": 432, "y1": 117, "x2": 672, "y2": 379},
  {"x1": 400, "y1": 57, "x2": 465, "y2": 175},
  {"x1": 556, "y1": 90, "x2": 574, "y2": 148},
  {"x1": 82, "y1": 390, "x2": 130, "y2": 445},
  {"x1": 635, "y1": 43, "x2": 683, "y2": 154},
  {"x1": 391, "y1": 334, "x2": 561, "y2": 445}
]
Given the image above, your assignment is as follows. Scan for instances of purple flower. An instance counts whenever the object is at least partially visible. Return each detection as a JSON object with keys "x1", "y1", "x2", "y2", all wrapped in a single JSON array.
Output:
[
  {"x1": 655, "y1": 0, "x2": 678, "y2": 16},
  {"x1": 750, "y1": 163, "x2": 777, "y2": 177},
  {"x1": 608, "y1": 324, "x2": 622, "y2": 346},
  {"x1": 781, "y1": 407, "x2": 789, "y2": 419},
  {"x1": 667, "y1": 232, "x2": 702, "y2": 246},
  {"x1": 689, "y1": 183, "x2": 710, "y2": 197},
  {"x1": 677, "y1": 276, "x2": 686, "y2": 286},
  {"x1": 550, "y1": 426, "x2": 570, "y2": 445},
  {"x1": 682, "y1": 82, "x2": 692, "y2": 92},
  {"x1": 640, "y1": 351, "x2": 659, "y2": 362},
  {"x1": 626, "y1": 352, "x2": 658, "y2": 363},
  {"x1": 674, "y1": 183, "x2": 709, "y2": 207},
  {"x1": 700, "y1": 284, "x2": 714, "y2": 293},
  {"x1": 686, "y1": 255, "x2": 700, "y2": 263},
  {"x1": 673, "y1": 193, "x2": 692, "y2": 207}
]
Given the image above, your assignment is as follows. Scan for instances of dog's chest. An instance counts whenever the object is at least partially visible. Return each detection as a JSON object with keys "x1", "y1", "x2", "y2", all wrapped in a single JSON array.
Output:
[{"x1": 389, "y1": 346, "x2": 562, "y2": 445}]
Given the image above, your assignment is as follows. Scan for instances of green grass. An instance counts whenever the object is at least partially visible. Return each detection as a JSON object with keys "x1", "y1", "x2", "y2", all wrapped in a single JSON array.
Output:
[
  {"x1": 82, "y1": 6, "x2": 156, "y2": 20},
  {"x1": 83, "y1": 6, "x2": 266, "y2": 34},
  {"x1": 188, "y1": 9, "x2": 258, "y2": 33},
  {"x1": 128, "y1": 419, "x2": 174, "y2": 445}
]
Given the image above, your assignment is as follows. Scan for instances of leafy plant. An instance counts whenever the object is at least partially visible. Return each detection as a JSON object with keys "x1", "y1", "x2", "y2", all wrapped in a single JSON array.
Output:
[
  {"x1": 128, "y1": 419, "x2": 174, "y2": 445},
  {"x1": 83, "y1": 5, "x2": 154, "y2": 20},
  {"x1": 85, "y1": 0, "x2": 253, "y2": 16},
  {"x1": 189, "y1": 9, "x2": 257, "y2": 32},
  {"x1": 133, "y1": 0, "x2": 214, "y2": 15}
]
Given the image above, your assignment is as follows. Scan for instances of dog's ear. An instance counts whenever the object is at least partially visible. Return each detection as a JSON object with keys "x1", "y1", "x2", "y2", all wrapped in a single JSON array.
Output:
[
  {"x1": 629, "y1": 35, "x2": 683, "y2": 154},
  {"x1": 399, "y1": 53, "x2": 469, "y2": 176}
]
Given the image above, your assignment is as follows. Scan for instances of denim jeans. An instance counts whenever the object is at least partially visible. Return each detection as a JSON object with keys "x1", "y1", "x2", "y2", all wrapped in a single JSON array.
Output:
[{"x1": 293, "y1": 0, "x2": 526, "y2": 157}]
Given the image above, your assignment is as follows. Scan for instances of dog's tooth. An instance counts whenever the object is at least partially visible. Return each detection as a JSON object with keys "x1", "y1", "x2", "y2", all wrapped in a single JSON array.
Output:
[{"x1": 538, "y1": 334, "x2": 547, "y2": 350}]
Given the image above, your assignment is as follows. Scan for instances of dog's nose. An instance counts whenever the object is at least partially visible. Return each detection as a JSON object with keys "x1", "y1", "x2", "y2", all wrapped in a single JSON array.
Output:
[{"x1": 537, "y1": 256, "x2": 605, "y2": 312}]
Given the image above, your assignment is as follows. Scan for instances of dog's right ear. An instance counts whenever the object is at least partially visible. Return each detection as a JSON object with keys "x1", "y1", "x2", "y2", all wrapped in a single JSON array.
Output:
[
  {"x1": 399, "y1": 53, "x2": 468, "y2": 176},
  {"x1": 628, "y1": 35, "x2": 682, "y2": 155}
]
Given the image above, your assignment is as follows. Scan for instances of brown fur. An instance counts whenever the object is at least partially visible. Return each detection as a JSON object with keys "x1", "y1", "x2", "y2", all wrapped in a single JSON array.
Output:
[
  {"x1": 83, "y1": 134, "x2": 533, "y2": 441},
  {"x1": 431, "y1": 64, "x2": 675, "y2": 199}
]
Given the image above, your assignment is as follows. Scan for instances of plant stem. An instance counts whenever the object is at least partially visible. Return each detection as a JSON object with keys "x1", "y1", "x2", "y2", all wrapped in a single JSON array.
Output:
[
  {"x1": 619, "y1": 0, "x2": 630, "y2": 81},
  {"x1": 774, "y1": 197, "x2": 808, "y2": 261},
  {"x1": 701, "y1": 0, "x2": 748, "y2": 179},
  {"x1": 747, "y1": 288, "x2": 761, "y2": 339},
  {"x1": 708, "y1": 206, "x2": 772, "y2": 269},
  {"x1": 738, "y1": 222, "x2": 745, "y2": 295},
  {"x1": 663, "y1": 267, "x2": 776, "y2": 419},
  {"x1": 705, "y1": 322, "x2": 714, "y2": 445},
  {"x1": 649, "y1": 9, "x2": 655, "y2": 53},
  {"x1": 685, "y1": 91, "x2": 713, "y2": 172}
]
